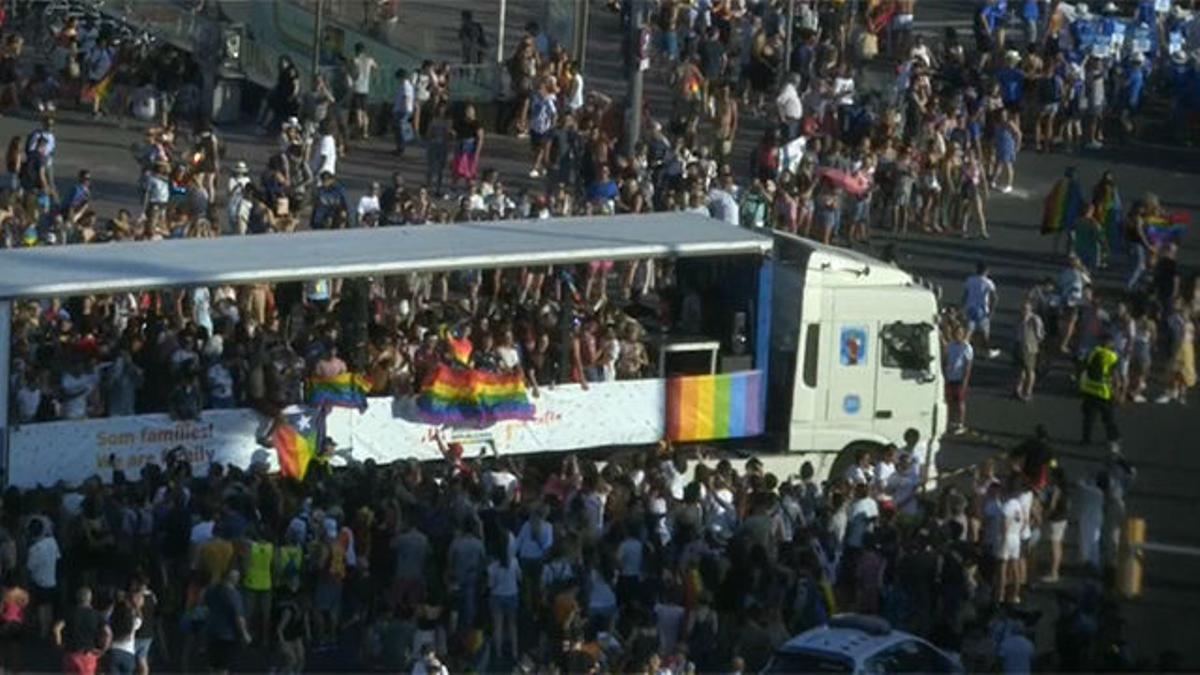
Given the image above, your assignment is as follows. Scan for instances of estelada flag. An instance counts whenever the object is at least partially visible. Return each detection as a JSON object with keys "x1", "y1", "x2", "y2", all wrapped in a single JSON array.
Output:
[{"x1": 273, "y1": 407, "x2": 326, "y2": 481}]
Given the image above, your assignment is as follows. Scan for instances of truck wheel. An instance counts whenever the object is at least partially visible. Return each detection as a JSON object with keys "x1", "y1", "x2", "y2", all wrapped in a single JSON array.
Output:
[{"x1": 830, "y1": 441, "x2": 884, "y2": 484}]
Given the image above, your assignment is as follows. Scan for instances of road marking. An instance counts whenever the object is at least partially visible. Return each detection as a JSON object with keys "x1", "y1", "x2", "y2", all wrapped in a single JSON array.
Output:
[
  {"x1": 1140, "y1": 541, "x2": 1200, "y2": 557},
  {"x1": 912, "y1": 19, "x2": 973, "y2": 29}
]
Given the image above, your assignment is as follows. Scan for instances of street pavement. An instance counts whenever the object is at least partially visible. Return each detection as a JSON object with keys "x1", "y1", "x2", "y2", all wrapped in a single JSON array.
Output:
[{"x1": 1, "y1": 0, "x2": 1198, "y2": 667}]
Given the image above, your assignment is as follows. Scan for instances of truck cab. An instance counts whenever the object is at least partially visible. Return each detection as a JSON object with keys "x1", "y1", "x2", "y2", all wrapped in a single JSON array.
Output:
[{"x1": 768, "y1": 233, "x2": 945, "y2": 479}]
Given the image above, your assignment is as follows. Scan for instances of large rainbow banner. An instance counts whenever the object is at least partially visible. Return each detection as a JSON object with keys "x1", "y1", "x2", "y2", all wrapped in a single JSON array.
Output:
[
  {"x1": 417, "y1": 364, "x2": 535, "y2": 426},
  {"x1": 667, "y1": 371, "x2": 764, "y2": 442}
]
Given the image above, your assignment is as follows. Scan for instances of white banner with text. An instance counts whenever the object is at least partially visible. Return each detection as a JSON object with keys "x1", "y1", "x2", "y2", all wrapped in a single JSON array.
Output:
[{"x1": 7, "y1": 380, "x2": 666, "y2": 488}]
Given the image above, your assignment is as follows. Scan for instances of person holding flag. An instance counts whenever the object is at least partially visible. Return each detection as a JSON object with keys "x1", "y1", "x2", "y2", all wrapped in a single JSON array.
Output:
[
  {"x1": 82, "y1": 35, "x2": 115, "y2": 119},
  {"x1": 1090, "y1": 170, "x2": 1123, "y2": 264},
  {"x1": 1042, "y1": 167, "x2": 1086, "y2": 254}
]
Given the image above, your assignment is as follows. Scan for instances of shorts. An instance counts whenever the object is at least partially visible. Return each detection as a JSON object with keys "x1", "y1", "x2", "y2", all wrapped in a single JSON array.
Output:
[
  {"x1": 207, "y1": 638, "x2": 238, "y2": 671},
  {"x1": 350, "y1": 92, "x2": 368, "y2": 113},
  {"x1": 1021, "y1": 348, "x2": 1039, "y2": 371},
  {"x1": 107, "y1": 649, "x2": 136, "y2": 675},
  {"x1": 851, "y1": 198, "x2": 871, "y2": 223},
  {"x1": 63, "y1": 651, "x2": 100, "y2": 675},
  {"x1": 314, "y1": 580, "x2": 343, "y2": 614},
  {"x1": 490, "y1": 593, "x2": 518, "y2": 614},
  {"x1": 31, "y1": 582, "x2": 56, "y2": 607},
  {"x1": 818, "y1": 208, "x2": 840, "y2": 232},
  {"x1": 1000, "y1": 536, "x2": 1022, "y2": 562},
  {"x1": 945, "y1": 381, "x2": 968, "y2": 404},
  {"x1": 1048, "y1": 519, "x2": 1068, "y2": 543},
  {"x1": 134, "y1": 637, "x2": 153, "y2": 661},
  {"x1": 965, "y1": 305, "x2": 990, "y2": 336},
  {"x1": 530, "y1": 130, "x2": 550, "y2": 148},
  {"x1": 1040, "y1": 103, "x2": 1059, "y2": 116},
  {"x1": 391, "y1": 577, "x2": 426, "y2": 608},
  {"x1": 659, "y1": 32, "x2": 680, "y2": 60}
]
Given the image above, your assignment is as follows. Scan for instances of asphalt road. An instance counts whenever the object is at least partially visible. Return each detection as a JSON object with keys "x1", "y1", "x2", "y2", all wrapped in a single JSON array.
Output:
[{"x1": 2, "y1": 0, "x2": 1198, "y2": 667}]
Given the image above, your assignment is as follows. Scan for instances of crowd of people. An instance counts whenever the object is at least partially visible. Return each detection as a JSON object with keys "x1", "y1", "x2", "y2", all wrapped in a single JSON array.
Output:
[{"x1": 0, "y1": 0, "x2": 1197, "y2": 673}]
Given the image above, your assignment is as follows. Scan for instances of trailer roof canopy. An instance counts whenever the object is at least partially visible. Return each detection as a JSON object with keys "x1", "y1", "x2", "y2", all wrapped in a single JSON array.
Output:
[{"x1": 0, "y1": 214, "x2": 772, "y2": 300}]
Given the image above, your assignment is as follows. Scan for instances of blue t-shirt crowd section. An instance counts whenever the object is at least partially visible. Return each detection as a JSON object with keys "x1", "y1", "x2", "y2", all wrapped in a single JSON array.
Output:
[{"x1": 0, "y1": 0, "x2": 1198, "y2": 673}]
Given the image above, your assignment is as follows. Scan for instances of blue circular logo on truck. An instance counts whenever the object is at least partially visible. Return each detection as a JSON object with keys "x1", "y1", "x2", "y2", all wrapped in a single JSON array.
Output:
[{"x1": 843, "y1": 394, "x2": 861, "y2": 415}]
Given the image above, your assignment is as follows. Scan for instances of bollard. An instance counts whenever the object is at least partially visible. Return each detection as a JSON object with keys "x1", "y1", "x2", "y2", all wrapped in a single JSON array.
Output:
[{"x1": 1118, "y1": 517, "x2": 1145, "y2": 598}]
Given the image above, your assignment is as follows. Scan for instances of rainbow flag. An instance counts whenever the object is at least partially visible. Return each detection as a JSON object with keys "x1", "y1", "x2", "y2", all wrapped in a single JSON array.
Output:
[
  {"x1": 273, "y1": 407, "x2": 325, "y2": 480},
  {"x1": 1041, "y1": 177, "x2": 1085, "y2": 235},
  {"x1": 417, "y1": 363, "x2": 535, "y2": 426},
  {"x1": 82, "y1": 69, "x2": 116, "y2": 105},
  {"x1": 308, "y1": 372, "x2": 372, "y2": 411},
  {"x1": 448, "y1": 335, "x2": 474, "y2": 366},
  {"x1": 667, "y1": 371, "x2": 764, "y2": 442},
  {"x1": 1146, "y1": 212, "x2": 1189, "y2": 246}
]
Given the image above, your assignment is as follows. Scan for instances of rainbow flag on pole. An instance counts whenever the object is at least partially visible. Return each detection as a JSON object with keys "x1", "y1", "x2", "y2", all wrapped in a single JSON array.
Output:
[
  {"x1": 667, "y1": 371, "x2": 764, "y2": 443},
  {"x1": 1146, "y1": 213, "x2": 1190, "y2": 246},
  {"x1": 308, "y1": 373, "x2": 372, "y2": 411},
  {"x1": 417, "y1": 364, "x2": 535, "y2": 426},
  {"x1": 273, "y1": 407, "x2": 325, "y2": 481}
]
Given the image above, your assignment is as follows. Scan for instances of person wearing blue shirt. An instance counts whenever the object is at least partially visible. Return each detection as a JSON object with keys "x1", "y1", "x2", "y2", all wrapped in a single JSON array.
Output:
[
  {"x1": 996, "y1": 60, "x2": 1026, "y2": 107},
  {"x1": 1135, "y1": 0, "x2": 1156, "y2": 27},
  {"x1": 311, "y1": 171, "x2": 349, "y2": 230},
  {"x1": 1120, "y1": 55, "x2": 1149, "y2": 141},
  {"x1": 586, "y1": 165, "x2": 620, "y2": 209},
  {"x1": 1021, "y1": 0, "x2": 1039, "y2": 45},
  {"x1": 1071, "y1": 13, "x2": 1097, "y2": 60}
]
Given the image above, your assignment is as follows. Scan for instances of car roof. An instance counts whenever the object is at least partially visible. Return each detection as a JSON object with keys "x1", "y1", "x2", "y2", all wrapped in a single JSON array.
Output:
[{"x1": 778, "y1": 625, "x2": 913, "y2": 661}]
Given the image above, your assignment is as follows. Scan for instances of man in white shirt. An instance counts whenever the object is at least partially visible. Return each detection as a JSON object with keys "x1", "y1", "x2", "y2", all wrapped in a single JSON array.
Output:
[
  {"x1": 27, "y1": 518, "x2": 60, "y2": 635},
  {"x1": 843, "y1": 448, "x2": 875, "y2": 486},
  {"x1": 874, "y1": 445, "x2": 897, "y2": 488},
  {"x1": 844, "y1": 485, "x2": 879, "y2": 550},
  {"x1": 357, "y1": 181, "x2": 382, "y2": 226},
  {"x1": 775, "y1": 73, "x2": 803, "y2": 139},
  {"x1": 392, "y1": 67, "x2": 416, "y2": 156},
  {"x1": 886, "y1": 453, "x2": 922, "y2": 517},
  {"x1": 60, "y1": 362, "x2": 97, "y2": 420},
  {"x1": 314, "y1": 119, "x2": 338, "y2": 178},
  {"x1": 350, "y1": 42, "x2": 378, "y2": 139},
  {"x1": 962, "y1": 262, "x2": 1001, "y2": 359},
  {"x1": 707, "y1": 174, "x2": 740, "y2": 226}
]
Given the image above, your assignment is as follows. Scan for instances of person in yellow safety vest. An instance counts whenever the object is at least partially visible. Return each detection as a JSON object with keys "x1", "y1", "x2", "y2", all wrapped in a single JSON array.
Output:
[
  {"x1": 1080, "y1": 333, "x2": 1121, "y2": 450},
  {"x1": 240, "y1": 529, "x2": 275, "y2": 644}
]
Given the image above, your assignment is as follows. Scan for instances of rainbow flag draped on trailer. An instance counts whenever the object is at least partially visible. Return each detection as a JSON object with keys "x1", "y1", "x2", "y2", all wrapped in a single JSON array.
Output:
[
  {"x1": 308, "y1": 373, "x2": 372, "y2": 411},
  {"x1": 417, "y1": 364, "x2": 535, "y2": 426},
  {"x1": 667, "y1": 371, "x2": 764, "y2": 442}
]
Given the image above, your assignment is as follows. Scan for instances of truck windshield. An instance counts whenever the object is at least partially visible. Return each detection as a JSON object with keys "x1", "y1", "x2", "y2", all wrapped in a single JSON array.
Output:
[{"x1": 764, "y1": 650, "x2": 854, "y2": 673}]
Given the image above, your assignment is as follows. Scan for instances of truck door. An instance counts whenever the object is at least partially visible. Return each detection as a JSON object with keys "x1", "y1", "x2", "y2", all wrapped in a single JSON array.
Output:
[
  {"x1": 873, "y1": 319, "x2": 939, "y2": 440},
  {"x1": 824, "y1": 291, "x2": 877, "y2": 433}
]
